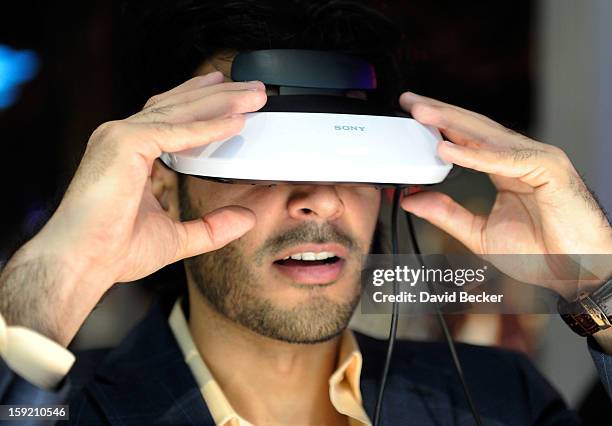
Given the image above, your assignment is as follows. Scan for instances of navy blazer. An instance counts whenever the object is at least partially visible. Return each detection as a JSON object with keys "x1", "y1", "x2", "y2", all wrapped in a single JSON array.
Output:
[{"x1": 2, "y1": 298, "x2": 610, "y2": 425}]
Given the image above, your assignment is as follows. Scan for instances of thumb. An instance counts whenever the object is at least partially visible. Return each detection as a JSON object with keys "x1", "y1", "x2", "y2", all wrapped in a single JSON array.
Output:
[
  {"x1": 173, "y1": 205, "x2": 256, "y2": 261},
  {"x1": 400, "y1": 191, "x2": 485, "y2": 253}
]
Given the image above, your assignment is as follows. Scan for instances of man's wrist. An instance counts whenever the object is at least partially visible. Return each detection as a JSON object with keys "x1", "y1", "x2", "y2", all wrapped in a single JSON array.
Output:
[
  {"x1": 558, "y1": 274, "x2": 612, "y2": 345},
  {"x1": 0, "y1": 237, "x2": 111, "y2": 346}
]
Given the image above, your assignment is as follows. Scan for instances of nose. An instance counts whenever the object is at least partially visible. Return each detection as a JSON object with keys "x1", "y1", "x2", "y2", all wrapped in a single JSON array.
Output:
[{"x1": 287, "y1": 185, "x2": 344, "y2": 222}]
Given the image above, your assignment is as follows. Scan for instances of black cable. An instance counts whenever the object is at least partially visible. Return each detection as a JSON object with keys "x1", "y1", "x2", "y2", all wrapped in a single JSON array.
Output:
[
  {"x1": 372, "y1": 186, "x2": 401, "y2": 426},
  {"x1": 405, "y1": 211, "x2": 484, "y2": 426}
]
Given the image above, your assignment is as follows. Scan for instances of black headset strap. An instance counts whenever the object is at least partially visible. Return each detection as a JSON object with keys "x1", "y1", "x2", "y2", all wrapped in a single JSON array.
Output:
[{"x1": 231, "y1": 49, "x2": 377, "y2": 90}]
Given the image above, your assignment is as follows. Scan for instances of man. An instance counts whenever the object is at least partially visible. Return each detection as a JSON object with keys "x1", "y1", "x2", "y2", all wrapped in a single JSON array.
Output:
[{"x1": 1, "y1": 1, "x2": 611, "y2": 425}]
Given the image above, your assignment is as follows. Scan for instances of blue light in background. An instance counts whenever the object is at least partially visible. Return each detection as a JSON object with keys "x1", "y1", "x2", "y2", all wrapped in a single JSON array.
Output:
[{"x1": 0, "y1": 44, "x2": 39, "y2": 109}]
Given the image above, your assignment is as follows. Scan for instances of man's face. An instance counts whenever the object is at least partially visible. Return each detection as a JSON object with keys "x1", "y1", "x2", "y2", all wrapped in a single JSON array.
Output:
[
  {"x1": 181, "y1": 180, "x2": 381, "y2": 343},
  {"x1": 178, "y1": 53, "x2": 381, "y2": 343}
]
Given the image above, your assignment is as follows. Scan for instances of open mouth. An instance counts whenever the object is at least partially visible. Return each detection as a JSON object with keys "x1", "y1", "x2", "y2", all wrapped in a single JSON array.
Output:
[
  {"x1": 274, "y1": 251, "x2": 341, "y2": 267},
  {"x1": 272, "y1": 248, "x2": 346, "y2": 284}
]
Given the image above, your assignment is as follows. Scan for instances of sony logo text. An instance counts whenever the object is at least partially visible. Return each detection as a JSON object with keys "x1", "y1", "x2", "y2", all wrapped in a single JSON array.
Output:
[{"x1": 334, "y1": 125, "x2": 365, "y2": 131}]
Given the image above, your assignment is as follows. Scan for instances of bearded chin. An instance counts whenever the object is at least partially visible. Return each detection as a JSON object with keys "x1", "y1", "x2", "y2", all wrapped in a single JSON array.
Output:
[{"x1": 183, "y1": 242, "x2": 361, "y2": 344}]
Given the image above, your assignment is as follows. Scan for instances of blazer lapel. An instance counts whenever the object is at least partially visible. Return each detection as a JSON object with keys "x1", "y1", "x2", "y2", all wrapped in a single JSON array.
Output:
[
  {"x1": 356, "y1": 332, "x2": 506, "y2": 426},
  {"x1": 360, "y1": 358, "x2": 455, "y2": 425},
  {"x1": 357, "y1": 332, "x2": 463, "y2": 426},
  {"x1": 84, "y1": 302, "x2": 215, "y2": 426}
]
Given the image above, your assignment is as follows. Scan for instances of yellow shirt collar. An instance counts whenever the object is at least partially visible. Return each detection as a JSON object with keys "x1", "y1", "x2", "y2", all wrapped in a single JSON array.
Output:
[{"x1": 169, "y1": 299, "x2": 371, "y2": 426}]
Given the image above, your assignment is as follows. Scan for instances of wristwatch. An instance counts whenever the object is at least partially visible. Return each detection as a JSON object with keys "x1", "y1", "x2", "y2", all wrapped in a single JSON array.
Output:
[{"x1": 558, "y1": 277, "x2": 612, "y2": 337}]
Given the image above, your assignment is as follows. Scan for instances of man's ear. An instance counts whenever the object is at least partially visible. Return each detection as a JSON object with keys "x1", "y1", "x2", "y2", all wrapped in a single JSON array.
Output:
[{"x1": 151, "y1": 159, "x2": 181, "y2": 221}]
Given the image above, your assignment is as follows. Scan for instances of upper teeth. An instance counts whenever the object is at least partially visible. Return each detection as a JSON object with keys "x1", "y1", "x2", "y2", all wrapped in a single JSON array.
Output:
[{"x1": 283, "y1": 251, "x2": 337, "y2": 261}]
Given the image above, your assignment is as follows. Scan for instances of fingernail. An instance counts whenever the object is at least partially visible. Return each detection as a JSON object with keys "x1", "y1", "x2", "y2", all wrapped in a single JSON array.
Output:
[
  {"x1": 250, "y1": 81, "x2": 267, "y2": 91},
  {"x1": 401, "y1": 91, "x2": 419, "y2": 99},
  {"x1": 204, "y1": 71, "x2": 223, "y2": 79}
]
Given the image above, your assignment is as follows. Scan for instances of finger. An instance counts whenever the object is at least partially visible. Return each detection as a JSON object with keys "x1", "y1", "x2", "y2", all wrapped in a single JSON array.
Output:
[
  {"x1": 134, "y1": 114, "x2": 247, "y2": 159},
  {"x1": 142, "y1": 80, "x2": 265, "y2": 111},
  {"x1": 143, "y1": 71, "x2": 225, "y2": 109},
  {"x1": 95, "y1": 115, "x2": 247, "y2": 170},
  {"x1": 130, "y1": 88, "x2": 267, "y2": 124},
  {"x1": 437, "y1": 140, "x2": 567, "y2": 187},
  {"x1": 172, "y1": 205, "x2": 256, "y2": 260},
  {"x1": 399, "y1": 92, "x2": 535, "y2": 150},
  {"x1": 401, "y1": 191, "x2": 486, "y2": 253},
  {"x1": 400, "y1": 91, "x2": 499, "y2": 128}
]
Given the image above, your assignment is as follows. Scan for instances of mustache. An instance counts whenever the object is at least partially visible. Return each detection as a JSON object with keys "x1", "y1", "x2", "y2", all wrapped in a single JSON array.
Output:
[{"x1": 253, "y1": 222, "x2": 358, "y2": 265}]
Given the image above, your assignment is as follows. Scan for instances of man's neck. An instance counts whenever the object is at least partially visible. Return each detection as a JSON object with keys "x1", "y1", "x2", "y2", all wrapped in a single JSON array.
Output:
[{"x1": 187, "y1": 290, "x2": 347, "y2": 425}]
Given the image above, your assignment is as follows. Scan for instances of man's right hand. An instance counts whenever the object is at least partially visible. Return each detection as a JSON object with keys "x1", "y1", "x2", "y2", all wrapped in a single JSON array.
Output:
[{"x1": 0, "y1": 71, "x2": 267, "y2": 346}]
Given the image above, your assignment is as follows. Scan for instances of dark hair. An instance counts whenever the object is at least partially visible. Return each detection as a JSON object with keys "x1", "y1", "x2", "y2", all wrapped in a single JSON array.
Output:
[{"x1": 119, "y1": 0, "x2": 405, "y2": 112}]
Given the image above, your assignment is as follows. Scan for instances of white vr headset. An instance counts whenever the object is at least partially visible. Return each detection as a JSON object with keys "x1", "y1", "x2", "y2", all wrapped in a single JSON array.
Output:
[{"x1": 160, "y1": 49, "x2": 452, "y2": 186}]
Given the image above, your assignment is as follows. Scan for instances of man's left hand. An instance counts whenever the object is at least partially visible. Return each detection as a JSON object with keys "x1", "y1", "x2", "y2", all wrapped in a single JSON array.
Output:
[{"x1": 399, "y1": 92, "x2": 612, "y2": 299}]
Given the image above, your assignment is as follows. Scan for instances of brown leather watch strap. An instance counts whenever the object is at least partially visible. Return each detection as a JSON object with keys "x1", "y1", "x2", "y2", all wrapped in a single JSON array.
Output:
[{"x1": 559, "y1": 295, "x2": 611, "y2": 337}]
